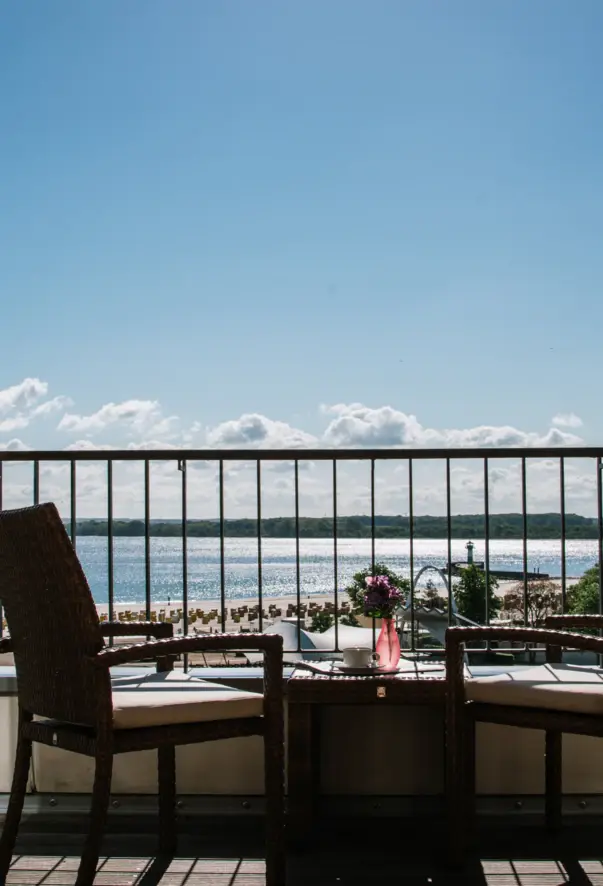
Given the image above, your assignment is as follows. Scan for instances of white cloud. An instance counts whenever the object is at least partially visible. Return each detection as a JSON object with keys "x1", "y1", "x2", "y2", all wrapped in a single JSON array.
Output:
[
  {"x1": 63, "y1": 439, "x2": 184, "y2": 453},
  {"x1": 182, "y1": 421, "x2": 203, "y2": 444},
  {"x1": 145, "y1": 415, "x2": 180, "y2": 438},
  {"x1": 0, "y1": 378, "x2": 47, "y2": 414},
  {"x1": 0, "y1": 415, "x2": 30, "y2": 432},
  {"x1": 63, "y1": 440, "x2": 117, "y2": 451},
  {"x1": 126, "y1": 440, "x2": 182, "y2": 451},
  {"x1": 552, "y1": 413, "x2": 583, "y2": 429},
  {"x1": 1, "y1": 386, "x2": 595, "y2": 518},
  {"x1": 0, "y1": 379, "x2": 71, "y2": 433},
  {"x1": 1, "y1": 450, "x2": 599, "y2": 518},
  {"x1": 0, "y1": 438, "x2": 31, "y2": 452},
  {"x1": 206, "y1": 413, "x2": 317, "y2": 449},
  {"x1": 58, "y1": 399, "x2": 164, "y2": 436},
  {"x1": 321, "y1": 403, "x2": 583, "y2": 448},
  {"x1": 30, "y1": 395, "x2": 73, "y2": 418},
  {"x1": 322, "y1": 404, "x2": 423, "y2": 446}
]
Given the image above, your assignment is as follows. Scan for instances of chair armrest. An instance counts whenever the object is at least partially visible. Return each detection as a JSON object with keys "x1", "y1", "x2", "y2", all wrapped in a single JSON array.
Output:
[
  {"x1": 94, "y1": 633, "x2": 284, "y2": 704},
  {"x1": 100, "y1": 621, "x2": 174, "y2": 640},
  {"x1": 445, "y1": 625, "x2": 603, "y2": 706},
  {"x1": 95, "y1": 632, "x2": 283, "y2": 667},
  {"x1": 0, "y1": 636, "x2": 12, "y2": 654},
  {"x1": 545, "y1": 614, "x2": 603, "y2": 630}
]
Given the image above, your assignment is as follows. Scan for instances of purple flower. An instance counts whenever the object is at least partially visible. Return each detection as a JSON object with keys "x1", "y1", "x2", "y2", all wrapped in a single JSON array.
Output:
[{"x1": 363, "y1": 574, "x2": 404, "y2": 618}]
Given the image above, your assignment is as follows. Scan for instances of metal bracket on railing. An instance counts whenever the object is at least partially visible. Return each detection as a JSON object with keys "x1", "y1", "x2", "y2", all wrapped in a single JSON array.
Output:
[{"x1": 177, "y1": 460, "x2": 186, "y2": 473}]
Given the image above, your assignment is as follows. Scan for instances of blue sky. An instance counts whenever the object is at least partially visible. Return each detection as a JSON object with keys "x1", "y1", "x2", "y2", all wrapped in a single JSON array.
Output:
[{"x1": 1, "y1": 0, "x2": 603, "y2": 458}]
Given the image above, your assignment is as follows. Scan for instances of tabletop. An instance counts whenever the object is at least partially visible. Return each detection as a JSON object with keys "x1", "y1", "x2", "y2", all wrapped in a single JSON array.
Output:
[{"x1": 287, "y1": 660, "x2": 447, "y2": 704}]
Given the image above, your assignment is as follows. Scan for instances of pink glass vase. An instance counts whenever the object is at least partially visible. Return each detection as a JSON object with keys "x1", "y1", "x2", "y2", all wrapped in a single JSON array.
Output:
[{"x1": 376, "y1": 617, "x2": 401, "y2": 670}]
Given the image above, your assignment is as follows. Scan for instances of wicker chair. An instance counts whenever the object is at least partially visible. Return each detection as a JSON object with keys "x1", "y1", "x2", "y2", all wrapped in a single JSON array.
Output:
[
  {"x1": 445, "y1": 619, "x2": 603, "y2": 864},
  {"x1": 0, "y1": 503, "x2": 285, "y2": 886}
]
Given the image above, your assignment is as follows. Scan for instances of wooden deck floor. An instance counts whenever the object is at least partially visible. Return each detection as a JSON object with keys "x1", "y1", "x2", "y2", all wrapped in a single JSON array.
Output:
[{"x1": 6, "y1": 817, "x2": 603, "y2": 884}]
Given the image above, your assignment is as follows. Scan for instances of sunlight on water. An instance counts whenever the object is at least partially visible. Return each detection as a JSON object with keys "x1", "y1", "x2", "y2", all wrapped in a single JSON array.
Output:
[{"x1": 76, "y1": 537, "x2": 600, "y2": 605}]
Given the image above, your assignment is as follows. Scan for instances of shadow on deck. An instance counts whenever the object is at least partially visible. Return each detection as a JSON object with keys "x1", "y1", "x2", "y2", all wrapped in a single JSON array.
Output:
[{"x1": 7, "y1": 816, "x2": 603, "y2": 884}]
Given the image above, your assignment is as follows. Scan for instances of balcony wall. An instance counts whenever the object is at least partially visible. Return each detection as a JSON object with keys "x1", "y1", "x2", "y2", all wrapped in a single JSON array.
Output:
[{"x1": 3, "y1": 679, "x2": 603, "y2": 799}]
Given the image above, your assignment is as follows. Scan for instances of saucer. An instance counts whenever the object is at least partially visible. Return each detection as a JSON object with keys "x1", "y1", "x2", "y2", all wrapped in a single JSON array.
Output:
[{"x1": 335, "y1": 664, "x2": 401, "y2": 676}]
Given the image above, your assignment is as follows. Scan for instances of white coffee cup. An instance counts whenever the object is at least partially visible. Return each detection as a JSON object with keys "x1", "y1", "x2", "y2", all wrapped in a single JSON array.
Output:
[{"x1": 342, "y1": 646, "x2": 380, "y2": 669}]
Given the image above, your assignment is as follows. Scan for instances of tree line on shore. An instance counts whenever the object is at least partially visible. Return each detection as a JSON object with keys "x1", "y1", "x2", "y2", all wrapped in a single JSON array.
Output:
[{"x1": 70, "y1": 512, "x2": 598, "y2": 540}]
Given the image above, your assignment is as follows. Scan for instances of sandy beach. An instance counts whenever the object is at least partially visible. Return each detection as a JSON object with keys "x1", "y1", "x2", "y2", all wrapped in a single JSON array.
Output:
[
  {"x1": 94, "y1": 593, "x2": 345, "y2": 634},
  {"x1": 93, "y1": 577, "x2": 579, "y2": 631},
  {"x1": 0, "y1": 578, "x2": 584, "y2": 667},
  {"x1": 2, "y1": 576, "x2": 583, "y2": 637},
  {"x1": 93, "y1": 595, "x2": 345, "y2": 666}
]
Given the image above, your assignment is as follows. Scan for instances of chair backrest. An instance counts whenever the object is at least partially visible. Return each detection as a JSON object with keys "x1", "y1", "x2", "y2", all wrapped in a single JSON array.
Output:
[{"x1": 0, "y1": 503, "x2": 110, "y2": 727}]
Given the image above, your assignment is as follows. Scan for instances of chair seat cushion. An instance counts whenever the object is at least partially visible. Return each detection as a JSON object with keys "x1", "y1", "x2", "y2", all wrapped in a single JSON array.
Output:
[
  {"x1": 466, "y1": 663, "x2": 603, "y2": 715},
  {"x1": 110, "y1": 671, "x2": 264, "y2": 729}
]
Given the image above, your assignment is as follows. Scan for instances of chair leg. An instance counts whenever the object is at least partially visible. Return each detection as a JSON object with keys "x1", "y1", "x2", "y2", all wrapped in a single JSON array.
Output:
[
  {"x1": 264, "y1": 714, "x2": 286, "y2": 886},
  {"x1": 75, "y1": 753, "x2": 113, "y2": 886},
  {"x1": 158, "y1": 745, "x2": 177, "y2": 855},
  {"x1": 545, "y1": 731, "x2": 562, "y2": 832},
  {"x1": 445, "y1": 710, "x2": 471, "y2": 867},
  {"x1": 0, "y1": 717, "x2": 32, "y2": 880},
  {"x1": 464, "y1": 717, "x2": 477, "y2": 848}
]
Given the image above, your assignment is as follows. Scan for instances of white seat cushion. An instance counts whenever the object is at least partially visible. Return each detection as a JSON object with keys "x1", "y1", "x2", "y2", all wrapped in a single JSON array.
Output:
[
  {"x1": 466, "y1": 663, "x2": 603, "y2": 715},
  {"x1": 110, "y1": 671, "x2": 264, "y2": 730}
]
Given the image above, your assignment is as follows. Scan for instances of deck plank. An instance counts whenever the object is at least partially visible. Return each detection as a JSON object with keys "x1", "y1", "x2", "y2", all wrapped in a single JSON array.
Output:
[{"x1": 7, "y1": 821, "x2": 603, "y2": 885}]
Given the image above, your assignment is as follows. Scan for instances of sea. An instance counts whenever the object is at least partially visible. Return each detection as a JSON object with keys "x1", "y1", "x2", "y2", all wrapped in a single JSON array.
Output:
[{"x1": 72, "y1": 537, "x2": 601, "y2": 606}]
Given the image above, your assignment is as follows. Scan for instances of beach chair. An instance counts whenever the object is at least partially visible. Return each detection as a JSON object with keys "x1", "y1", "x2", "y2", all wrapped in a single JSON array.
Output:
[{"x1": 0, "y1": 503, "x2": 285, "y2": 886}]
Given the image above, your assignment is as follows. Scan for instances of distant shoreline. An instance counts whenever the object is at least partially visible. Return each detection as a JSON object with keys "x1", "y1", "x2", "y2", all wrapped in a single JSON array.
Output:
[{"x1": 69, "y1": 512, "x2": 599, "y2": 540}]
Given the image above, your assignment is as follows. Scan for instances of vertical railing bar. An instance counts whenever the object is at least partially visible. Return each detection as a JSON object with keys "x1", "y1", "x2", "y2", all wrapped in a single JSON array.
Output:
[
  {"x1": 294, "y1": 460, "x2": 302, "y2": 653},
  {"x1": 70, "y1": 460, "x2": 77, "y2": 549},
  {"x1": 31, "y1": 459, "x2": 41, "y2": 648},
  {"x1": 484, "y1": 458, "x2": 491, "y2": 625},
  {"x1": 181, "y1": 460, "x2": 188, "y2": 672},
  {"x1": 107, "y1": 460, "x2": 114, "y2": 638},
  {"x1": 257, "y1": 461, "x2": 263, "y2": 633},
  {"x1": 370, "y1": 459, "x2": 376, "y2": 651},
  {"x1": 521, "y1": 457, "x2": 528, "y2": 625},
  {"x1": 595, "y1": 457, "x2": 603, "y2": 668},
  {"x1": 144, "y1": 460, "x2": 151, "y2": 621},
  {"x1": 0, "y1": 461, "x2": 2, "y2": 638},
  {"x1": 560, "y1": 457, "x2": 567, "y2": 611},
  {"x1": 370, "y1": 459, "x2": 376, "y2": 569},
  {"x1": 33, "y1": 460, "x2": 40, "y2": 505},
  {"x1": 408, "y1": 459, "x2": 415, "y2": 653},
  {"x1": 446, "y1": 458, "x2": 452, "y2": 628},
  {"x1": 333, "y1": 459, "x2": 339, "y2": 653},
  {"x1": 597, "y1": 457, "x2": 603, "y2": 618},
  {"x1": 219, "y1": 461, "x2": 226, "y2": 633}
]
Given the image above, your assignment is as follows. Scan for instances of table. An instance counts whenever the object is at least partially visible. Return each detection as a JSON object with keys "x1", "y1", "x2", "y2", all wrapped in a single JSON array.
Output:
[{"x1": 286, "y1": 664, "x2": 447, "y2": 840}]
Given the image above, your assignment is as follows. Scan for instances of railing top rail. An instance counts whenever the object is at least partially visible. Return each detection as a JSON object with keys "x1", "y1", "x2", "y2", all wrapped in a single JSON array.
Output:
[{"x1": 1, "y1": 446, "x2": 603, "y2": 462}]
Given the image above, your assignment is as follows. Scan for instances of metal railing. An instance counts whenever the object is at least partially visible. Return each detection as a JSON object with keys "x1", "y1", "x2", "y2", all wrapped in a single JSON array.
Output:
[{"x1": 1, "y1": 446, "x2": 602, "y2": 662}]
